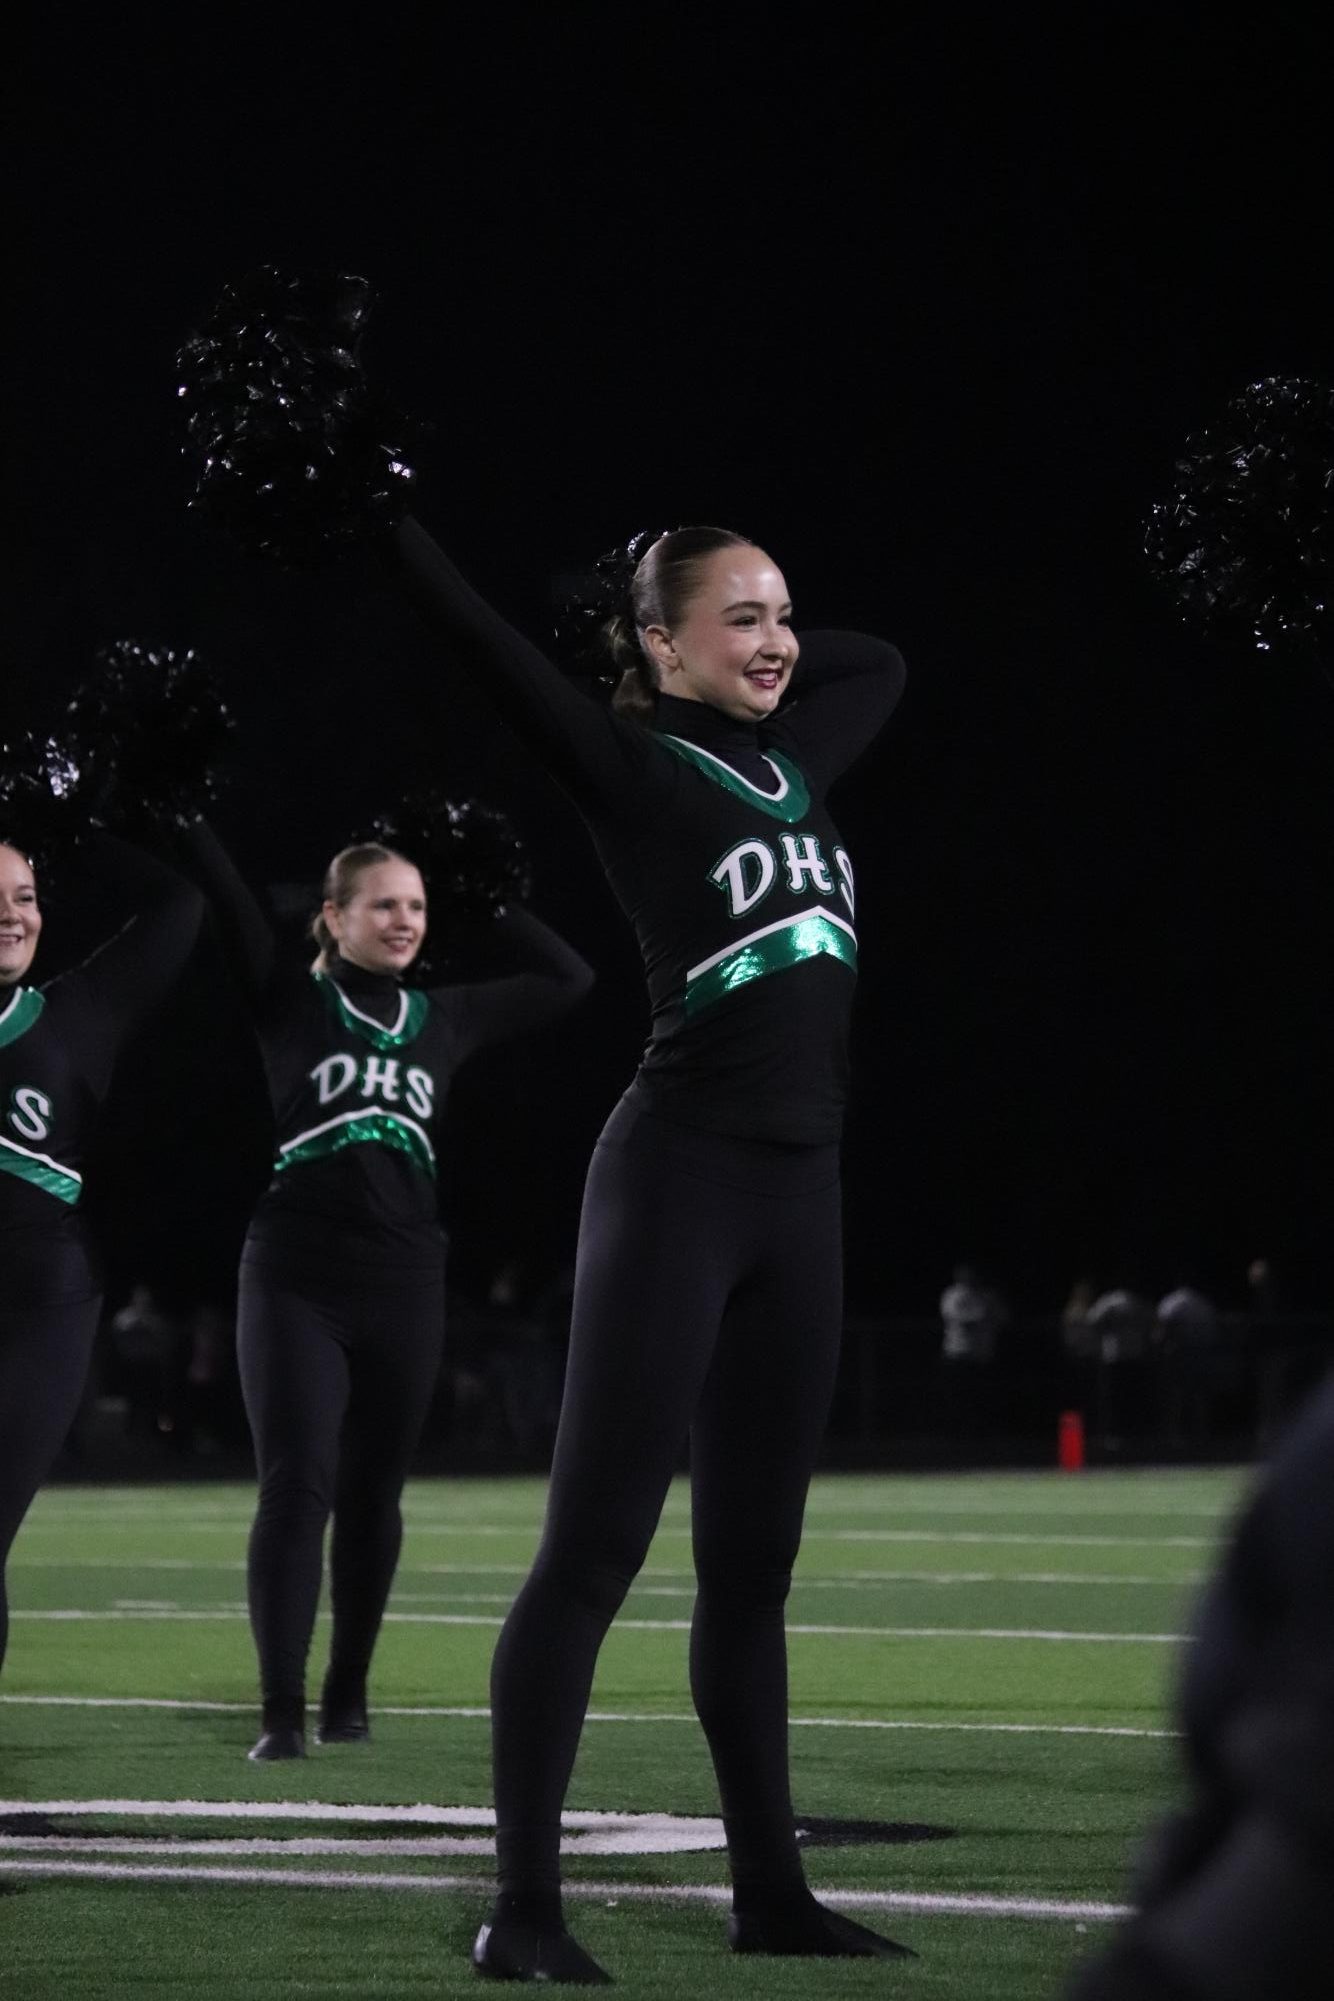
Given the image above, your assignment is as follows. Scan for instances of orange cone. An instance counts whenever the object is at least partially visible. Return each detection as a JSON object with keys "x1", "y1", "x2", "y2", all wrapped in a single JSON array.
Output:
[{"x1": 1058, "y1": 1410, "x2": 1085, "y2": 1471}]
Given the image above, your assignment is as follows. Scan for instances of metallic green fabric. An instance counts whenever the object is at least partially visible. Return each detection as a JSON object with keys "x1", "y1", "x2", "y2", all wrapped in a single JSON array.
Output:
[{"x1": 684, "y1": 912, "x2": 857, "y2": 1018}]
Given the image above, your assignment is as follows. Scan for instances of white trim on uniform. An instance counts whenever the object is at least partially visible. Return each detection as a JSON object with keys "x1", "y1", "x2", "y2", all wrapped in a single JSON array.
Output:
[
  {"x1": 277, "y1": 1105, "x2": 435, "y2": 1163},
  {"x1": 0, "y1": 1131, "x2": 82, "y2": 1186},
  {"x1": 660, "y1": 737, "x2": 789, "y2": 801},
  {"x1": 326, "y1": 979, "x2": 410, "y2": 1039},
  {"x1": 686, "y1": 906, "x2": 858, "y2": 983},
  {"x1": 0, "y1": 987, "x2": 24, "y2": 1028}
]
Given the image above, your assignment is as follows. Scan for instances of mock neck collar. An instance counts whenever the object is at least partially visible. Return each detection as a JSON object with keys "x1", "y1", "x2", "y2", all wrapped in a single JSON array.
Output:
[
  {"x1": 654, "y1": 692, "x2": 765, "y2": 758},
  {"x1": 327, "y1": 950, "x2": 402, "y2": 999}
]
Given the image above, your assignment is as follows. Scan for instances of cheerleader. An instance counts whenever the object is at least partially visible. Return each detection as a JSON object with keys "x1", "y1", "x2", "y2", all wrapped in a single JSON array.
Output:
[
  {"x1": 0, "y1": 827, "x2": 202, "y2": 1670},
  {"x1": 182, "y1": 817, "x2": 592, "y2": 1758},
  {"x1": 388, "y1": 519, "x2": 909, "y2": 1980},
  {"x1": 176, "y1": 266, "x2": 910, "y2": 1976}
]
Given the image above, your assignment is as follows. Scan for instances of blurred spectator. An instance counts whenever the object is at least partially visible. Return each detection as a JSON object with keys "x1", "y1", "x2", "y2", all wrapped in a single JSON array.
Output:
[
  {"x1": 1060, "y1": 1277, "x2": 1099, "y2": 1362},
  {"x1": 1156, "y1": 1284, "x2": 1220, "y2": 1347},
  {"x1": 106, "y1": 1284, "x2": 180, "y2": 1441},
  {"x1": 940, "y1": 1265, "x2": 1006, "y2": 1364},
  {"x1": 1087, "y1": 1287, "x2": 1154, "y2": 1363},
  {"x1": 178, "y1": 1300, "x2": 240, "y2": 1457},
  {"x1": 938, "y1": 1264, "x2": 1008, "y2": 1441},
  {"x1": 1085, "y1": 1286, "x2": 1154, "y2": 1449},
  {"x1": 1155, "y1": 1284, "x2": 1226, "y2": 1449}
]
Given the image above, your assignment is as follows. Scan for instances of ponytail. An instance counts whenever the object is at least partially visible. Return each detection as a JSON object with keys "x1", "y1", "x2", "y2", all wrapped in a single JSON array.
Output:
[
  {"x1": 559, "y1": 524, "x2": 753, "y2": 719},
  {"x1": 309, "y1": 908, "x2": 337, "y2": 972},
  {"x1": 605, "y1": 611, "x2": 657, "y2": 720},
  {"x1": 603, "y1": 526, "x2": 752, "y2": 715}
]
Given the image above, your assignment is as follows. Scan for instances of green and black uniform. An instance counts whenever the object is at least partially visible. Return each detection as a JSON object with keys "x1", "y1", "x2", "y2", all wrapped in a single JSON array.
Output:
[
  {"x1": 389, "y1": 520, "x2": 906, "y2": 1921},
  {"x1": 185, "y1": 823, "x2": 592, "y2": 1734},
  {"x1": 0, "y1": 842, "x2": 203, "y2": 1668}
]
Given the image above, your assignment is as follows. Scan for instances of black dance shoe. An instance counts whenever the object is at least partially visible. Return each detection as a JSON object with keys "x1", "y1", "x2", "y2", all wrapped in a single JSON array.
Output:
[
  {"x1": 472, "y1": 1916, "x2": 612, "y2": 1984},
  {"x1": 727, "y1": 1896, "x2": 915, "y2": 1959},
  {"x1": 316, "y1": 1702, "x2": 370, "y2": 1745},
  {"x1": 247, "y1": 1727, "x2": 306, "y2": 1762}
]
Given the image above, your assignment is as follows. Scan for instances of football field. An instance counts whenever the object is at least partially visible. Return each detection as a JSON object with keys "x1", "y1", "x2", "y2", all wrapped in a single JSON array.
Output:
[{"x1": 0, "y1": 1468, "x2": 1250, "y2": 1998}]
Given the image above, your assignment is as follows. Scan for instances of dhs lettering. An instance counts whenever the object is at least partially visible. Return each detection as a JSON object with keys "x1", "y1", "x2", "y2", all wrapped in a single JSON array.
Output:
[
  {"x1": 309, "y1": 1054, "x2": 435, "y2": 1120},
  {"x1": 8, "y1": 1085, "x2": 53, "y2": 1143},
  {"x1": 709, "y1": 833, "x2": 853, "y2": 923}
]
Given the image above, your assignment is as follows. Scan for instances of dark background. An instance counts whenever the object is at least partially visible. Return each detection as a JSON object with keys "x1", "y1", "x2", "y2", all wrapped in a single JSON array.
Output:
[{"x1": 6, "y1": 6, "x2": 1334, "y2": 1320}]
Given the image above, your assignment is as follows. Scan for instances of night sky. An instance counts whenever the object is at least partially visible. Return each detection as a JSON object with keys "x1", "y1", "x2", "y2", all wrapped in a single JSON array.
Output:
[{"x1": 7, "y1": 10, "x2": 1334, "y2": 1314}]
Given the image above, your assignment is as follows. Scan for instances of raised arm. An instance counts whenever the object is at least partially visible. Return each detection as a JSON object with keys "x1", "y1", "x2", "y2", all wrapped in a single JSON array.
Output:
[
  {"x1": 431, "y1": 907, "x2": 595, "y2": 1058},
  {"x1": 173, "y1": 817, "x2": 285, "y2": 1010},
  {"x1": 388, "y1": 518, "x2": 666, "y2": 818},
  {"x1": 41, "y1": 837, "x2": 205, "y2": 1095},
  {"x1": 769, "y1": 630, "x2": 907, "y2": 794}
]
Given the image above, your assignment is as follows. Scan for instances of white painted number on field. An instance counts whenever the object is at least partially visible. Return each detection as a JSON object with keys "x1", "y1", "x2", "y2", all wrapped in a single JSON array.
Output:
[{"x1": 0, "y1": 1800, "x2": 726, "y2": 1856}]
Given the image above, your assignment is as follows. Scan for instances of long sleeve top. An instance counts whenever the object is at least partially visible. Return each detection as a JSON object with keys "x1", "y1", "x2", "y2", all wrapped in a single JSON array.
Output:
[
  {"x1": 182, "y1": 820, "x2": 593, "y2": 1282},
  {"x1": 0, "y1": 840, "x2": 204, "y2": 1306},
  {"x1": 387, "y1": 519, "x2": 906, "y2": 1145}
]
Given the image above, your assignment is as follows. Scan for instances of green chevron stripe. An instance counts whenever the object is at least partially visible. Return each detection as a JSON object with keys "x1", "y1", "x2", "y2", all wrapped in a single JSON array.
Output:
[
  {"x1": 0, "y1": 1137, "x2": 81, "y2": 1205},
  {"x1": 274, "y1": 1110, "x2": 436, "y2": 1181},
  {"x1": 315, "y1": 976, "x2": 429, "y2": 1051},
  {"x1": 659, "y1": 739, "x2": 811, "y2": 823},
  {"x1": 684, "y1": 912, "x2": 857, "y2": 1018},
  {"x1": 0, "y1": 987, "x2": 44, "y2": 1050}
]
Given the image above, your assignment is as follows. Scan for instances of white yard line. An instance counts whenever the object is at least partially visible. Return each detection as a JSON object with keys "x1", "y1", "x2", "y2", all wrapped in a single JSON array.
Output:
[
  {"x1": 16, "y1": 1520, "x2": 1219, "y2": 1547},
  {"x1": 9, "y1": 1559, "x2": 1204, "y2": 1586},
  {"x1": 799, "y1": 1497, "x2": 1233, "y2": 1521},
  {"x1": 818, "y1": 1532, "x2": 1213, "y2": 1549},
  {"x1": 0, "y1": 1855, "x2": 1131, "y2": 1921},
  {"x1": 1, "y1": 1695, "x2": 254, "y2": 1713},
  {"x1": 26, "y1": 1481, "x2": 1234, "y2": 1518},
  {"x1": 9, "y1": 1609, "x2": 1190, "y2": 1641},
  {"x1": 0, "y1": 1696, "x2": 1178, "y2": 1738},
  {"x1": 9, "y1": 1558, "x2": 249, "y2": 1571}
]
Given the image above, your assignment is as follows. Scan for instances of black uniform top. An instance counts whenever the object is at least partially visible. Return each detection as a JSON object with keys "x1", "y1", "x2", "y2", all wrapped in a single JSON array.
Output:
[
  {"x1": 0, "y1": 841, "x2": 204, "y2": 1307},
  {"x1": 183, "y1": 822, "x2": 593, "y2": 1283},
  {"x1": 389, "y1": 520, "x2": 906, "y2": 1146}
]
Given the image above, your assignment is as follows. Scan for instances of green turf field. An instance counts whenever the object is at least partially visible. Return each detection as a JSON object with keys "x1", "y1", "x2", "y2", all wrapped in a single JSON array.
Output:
[{"x1": 0, "y1": 1468, "x2": 1252, "y2": 1998}]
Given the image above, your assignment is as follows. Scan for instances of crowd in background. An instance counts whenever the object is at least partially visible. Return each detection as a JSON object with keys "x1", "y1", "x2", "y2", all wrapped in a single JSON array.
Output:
[
  {"x1": 935, "y1": 1256, "x2": 1331, "y2": 1457},
  {"x1": 53, "y1": 1253, "x2": 1333, "y2": 1480}
]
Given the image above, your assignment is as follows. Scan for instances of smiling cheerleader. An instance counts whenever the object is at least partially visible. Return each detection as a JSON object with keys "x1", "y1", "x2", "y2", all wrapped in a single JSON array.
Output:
[
  {"x1": 386, "y1": 517, "x2": 910, "y2": 1982},
  {"x1": 179, "y1": 809, "x2": 591, "y2": 1761}
]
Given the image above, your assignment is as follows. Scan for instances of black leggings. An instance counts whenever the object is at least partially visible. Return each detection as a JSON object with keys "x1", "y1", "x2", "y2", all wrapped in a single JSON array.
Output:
[
  {"x1": 237, "y1": 1264, "x2": 445, "y2": 1727},
  {"x1": 0, "y1": 1295, "x2": 101, "y2": 1672},
  {"x1": 490, "y1": 1093, "x2": 843, "y2": 1899}
]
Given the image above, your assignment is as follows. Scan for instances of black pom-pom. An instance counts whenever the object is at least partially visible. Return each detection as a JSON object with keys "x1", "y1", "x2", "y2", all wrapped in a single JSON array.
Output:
[
  {"x1": 63, "y1": 641, "x2": 234, "y2": 830},
  {"x1": 177, "y1": 265, "x2": 418, "y2": 566},
  {"x1": 354, "y1": 793, "x2": 530, "y2": 977},
  {"x1": 0, "y1": 731, "x2": 84, "y2": 866},
  {"x1": 1146, "y1": 377, "x2": 1334, "y2": 654},
  {"x1": 554, "y1": 528, "x2": 666, "y2": 685}
]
